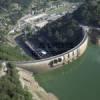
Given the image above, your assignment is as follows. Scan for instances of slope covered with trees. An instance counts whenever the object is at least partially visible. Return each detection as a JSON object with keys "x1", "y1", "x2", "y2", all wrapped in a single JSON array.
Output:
[
  {"x1": 73, "y1": 0, "x2": 100, "y2": 26},
  {"x1": 27, "y1": 14, "x2": 83, "y2": 56},
  {"x1": 0, "y1": 63, "x2": 32, "y2": 100},
  {"x1": 0, "y1": 0, "x2": 32, "y2": 10},
  {"x1": 0, "y1": 0, "x2": 32, "y2": 24}
]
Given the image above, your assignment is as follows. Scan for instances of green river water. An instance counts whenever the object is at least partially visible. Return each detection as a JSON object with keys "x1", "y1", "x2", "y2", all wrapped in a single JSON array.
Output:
[{"x1": 35, "y1": 44, "x2": 100, "y2": 100}]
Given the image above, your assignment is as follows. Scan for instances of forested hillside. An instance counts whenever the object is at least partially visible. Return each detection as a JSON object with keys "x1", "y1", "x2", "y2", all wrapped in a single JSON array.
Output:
[
  {"x1": 0, "y1": 0, "x2": 33, "y2": 61},
  {"x1": 0, "y1": 0, "x2": 83, "y2": 12},
  {"x1": 65, "y1": 0, "x2": 84, "y2": 2},
  {"x1": 0, "y1": 0, "x2": 32, "y2": 10},
  {"x1": 0, "y1": 63, "x2": 32, "y2": 100},
  {"x1": 0, "y1": 0, "x2": 33, "y2": 25},
  {"x1": 0, "y1": 0, "x2": 84, "y2": 25},
  {"x1": 29, "y1": 15, "x2": 83, "y2": 55},
  {"x1": 73, "y1": 0, "x2": 100, "y2": 26}
]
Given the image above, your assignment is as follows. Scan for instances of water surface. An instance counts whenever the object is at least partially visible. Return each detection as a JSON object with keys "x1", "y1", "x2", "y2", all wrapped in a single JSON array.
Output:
[{"x1": 36, "y1": 44, "x2": 100, "y2": 100}]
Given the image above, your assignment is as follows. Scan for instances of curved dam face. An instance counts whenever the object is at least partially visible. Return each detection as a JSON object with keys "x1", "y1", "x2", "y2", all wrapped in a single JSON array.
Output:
[
  {"x1": 17, "y1": 34, "x2": 88, "y2": 73},
  {"x1": 16, "y1": 14, "x2": 88, "y2": 73}
]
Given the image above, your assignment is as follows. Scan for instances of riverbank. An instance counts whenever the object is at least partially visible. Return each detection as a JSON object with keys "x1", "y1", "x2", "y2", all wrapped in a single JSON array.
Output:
[{"x1": 18, "y1": 68, "x2": 58, "y2": 100}]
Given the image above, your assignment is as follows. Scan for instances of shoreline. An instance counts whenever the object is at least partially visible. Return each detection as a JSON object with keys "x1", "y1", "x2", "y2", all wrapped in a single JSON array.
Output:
[{"x1": 17, "y1": 67, "x2": 59, "y2": 100}]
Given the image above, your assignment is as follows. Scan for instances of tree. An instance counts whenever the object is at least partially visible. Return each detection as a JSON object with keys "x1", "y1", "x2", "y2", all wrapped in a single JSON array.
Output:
[
  {"x1": 73, "y1": 0, "x2": 100, "y2": 26},
  {"x1": 0, "y1": 63, "x2": 33, "y2": 100}
]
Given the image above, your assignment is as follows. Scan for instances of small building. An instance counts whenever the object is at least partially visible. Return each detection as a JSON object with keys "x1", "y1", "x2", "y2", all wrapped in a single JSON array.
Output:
[{"x1": 35, "y1": 21, "x2": 48, "y2": 28}]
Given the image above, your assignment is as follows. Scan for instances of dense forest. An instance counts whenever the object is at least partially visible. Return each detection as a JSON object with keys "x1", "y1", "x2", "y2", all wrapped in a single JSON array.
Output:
[
  {"x1": 0, "y1": 63, "x2": 32, "y2": 100},
  {"x1": 0, "y1": 0, "x2": 33, "y2": 61},
  {"x1": 73, "y1": 0, "x2": 100, "y2": 27},
  {"x1": 0, "y1": 0, "x2": 83, "y2": 25},
  {"x1": 0, "y1": 0, "x2": 32, "y2": 10},
  {"x1": 0, "y1": 0, "x2": 83, "y2": 11},
  {"x1": 27, "y1": 14, "x2": 83, "y2": 56},
  {"x1": 0, "y1": 0, "x2": 32, "y2": 24},
  {"x1": 65, "y1": 0, "x2": 84, "y2": 2}
]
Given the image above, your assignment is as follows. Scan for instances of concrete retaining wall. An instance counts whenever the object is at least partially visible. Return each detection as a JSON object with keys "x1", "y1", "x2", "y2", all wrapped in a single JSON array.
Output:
[{"x1": 16, "y1": 32, "x2": 88, "y2": 73}]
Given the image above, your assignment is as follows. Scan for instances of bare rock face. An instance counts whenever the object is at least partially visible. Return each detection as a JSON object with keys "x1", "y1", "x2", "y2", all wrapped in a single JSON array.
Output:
[
  {"x1": 0, "y1": 62, "x2": 7, "y2": 78},
  {"x1": 17, "y1": 68, "x2": 58, "y2": 100},
  {"x1": 96, "y1": 38, "x2": 100, "y2": 46},
  {"x1": 89, "y1": 29, "x2": 100, "y2": 46}
]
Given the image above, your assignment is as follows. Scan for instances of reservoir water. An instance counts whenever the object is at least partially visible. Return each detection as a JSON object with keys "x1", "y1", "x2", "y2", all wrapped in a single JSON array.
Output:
[{"x1": 35, "y1": 44, "x2": 100, "y2": 100}]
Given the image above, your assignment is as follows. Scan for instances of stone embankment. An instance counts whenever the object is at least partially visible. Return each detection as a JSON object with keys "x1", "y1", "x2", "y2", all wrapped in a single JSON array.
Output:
[
  {"x1": 0, "y1": 64, "x2": 7, "y2": 78},
  {"x1": 17, "y1": 68, "x2": 58, "y2": 100}
]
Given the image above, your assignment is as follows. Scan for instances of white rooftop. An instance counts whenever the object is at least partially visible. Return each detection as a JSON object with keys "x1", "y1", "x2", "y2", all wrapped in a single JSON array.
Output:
[
  {"x1": 35, "y1": 21, "x2": 48, "y2": 28},
  {"x1": 41, "y1": 50, "x2": 47, "y2": 55},
  {"x1": 25, "y1": 13, "x2": 48, "y2": 23}
]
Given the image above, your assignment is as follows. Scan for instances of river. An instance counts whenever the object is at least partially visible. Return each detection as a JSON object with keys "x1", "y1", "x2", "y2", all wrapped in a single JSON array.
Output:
[{"x1": 35, "y1": 43, "x2": 100, "y2": 100}]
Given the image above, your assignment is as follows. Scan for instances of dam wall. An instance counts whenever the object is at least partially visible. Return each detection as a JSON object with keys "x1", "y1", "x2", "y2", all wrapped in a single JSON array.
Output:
[{"x1": 16, "y1": 31, "x2": 88, "y2": 73}]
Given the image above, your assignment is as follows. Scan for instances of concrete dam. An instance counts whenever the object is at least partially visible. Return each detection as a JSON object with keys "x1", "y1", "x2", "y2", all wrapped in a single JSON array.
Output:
[{"x1": 16, "y1": 14, "x2": 88, "y2": 73}]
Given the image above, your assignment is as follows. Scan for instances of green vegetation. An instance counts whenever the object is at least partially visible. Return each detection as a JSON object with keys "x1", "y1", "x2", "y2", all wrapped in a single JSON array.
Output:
[
  {"x1": 0, "y1": 45, "x2": 32, "y2": 61},
  {"x1": 37, "y1": 15, "x2": 82, "y2": 54},
  {"x1": 73, "y1": 0, "x2": 100, "y2": 26},
  {"x1": 0, "y1": 63, "x2": 32, "y2": 100},
  {"x1": 88, "y1": 28, "x2": 100, "y2": 44},
  {"x1": 47, "y1": 0, "x2": 84, "y2": 3},
  {"x1": 0, "y1": 26, "x2": 32, "y2": 61},
  {"x1": 0, "y1": 0, "x2": 33, "y2": 25},
  {"x1": 0, "y1": 0, "x2": 34, "y2": 61},
  {"x1": 47, "y1": 4, "x2": 69, "y2": 14}
]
